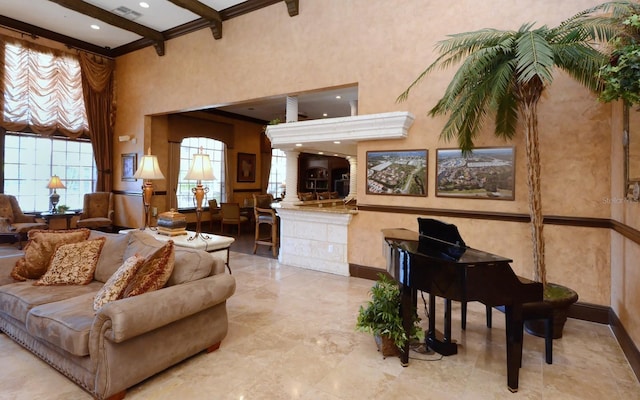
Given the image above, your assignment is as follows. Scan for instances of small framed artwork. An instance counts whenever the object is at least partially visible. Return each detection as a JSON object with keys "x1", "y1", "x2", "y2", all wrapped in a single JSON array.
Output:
[
  {"x1": 366, "y1": 149, "x2": 428, "y2": 196},
  {"x1": 121, "y1": 153, "x2": 137, "y2": 182},
  {"x1": 436, "y1": 147, "x2": 515, "y2": 200},
  {"x1": 237, "y1": 152, "x2": 256, "y2": 182}
]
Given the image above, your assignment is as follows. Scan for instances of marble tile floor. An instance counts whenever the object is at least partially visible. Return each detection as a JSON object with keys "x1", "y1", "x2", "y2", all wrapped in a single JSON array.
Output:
[{"x1": 0, "y1": 251, "x2": 639, "y2": 400}]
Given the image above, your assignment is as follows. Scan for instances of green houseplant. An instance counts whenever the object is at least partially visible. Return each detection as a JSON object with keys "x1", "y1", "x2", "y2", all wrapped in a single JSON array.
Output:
[
  {"x1": 356, "y1": 274, "x2": 423, "y2": 356},
  {"x1": 397, "y1": 2, "x2": 632, "y2": 337}
]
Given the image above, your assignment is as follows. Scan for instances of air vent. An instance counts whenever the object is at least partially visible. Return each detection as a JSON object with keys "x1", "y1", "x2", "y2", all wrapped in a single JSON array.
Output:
[{"x1": 112, "y1": 6, "x2": 142, "y2": 21}]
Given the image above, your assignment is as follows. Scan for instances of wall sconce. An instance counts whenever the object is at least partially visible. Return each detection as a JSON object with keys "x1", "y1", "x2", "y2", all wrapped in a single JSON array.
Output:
[
  {"x1": 184, "y1": 147, "x2": 215, "y2": 241},
  {"x1": 133, "y1": 148, "x2": 165, "y2": 230}
]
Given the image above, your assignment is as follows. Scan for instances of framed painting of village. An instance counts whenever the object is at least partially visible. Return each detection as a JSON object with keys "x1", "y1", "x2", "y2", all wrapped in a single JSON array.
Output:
[
  {"x1": 366, "y1": 150, "x2": 427, "y2": 196},
  {"x1": 436, "y1": 147, "x2": 515, "y2": 200}
]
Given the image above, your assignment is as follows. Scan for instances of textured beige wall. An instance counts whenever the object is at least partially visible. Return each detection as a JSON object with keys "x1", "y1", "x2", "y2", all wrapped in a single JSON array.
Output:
[{"x1": 111, "y1": 0, "x2": 639, "y2": 338}]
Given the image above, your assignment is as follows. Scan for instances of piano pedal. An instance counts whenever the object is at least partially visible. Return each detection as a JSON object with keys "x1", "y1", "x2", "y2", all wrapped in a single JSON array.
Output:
[{"x1": 426, "y1": 330, "x2": 458, "y2": 356}]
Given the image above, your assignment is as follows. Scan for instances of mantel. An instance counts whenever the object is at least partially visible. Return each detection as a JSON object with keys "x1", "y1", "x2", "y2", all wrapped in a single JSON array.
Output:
[{"x1": 265, "y1": 111, "x2": 415, "y2": 156}]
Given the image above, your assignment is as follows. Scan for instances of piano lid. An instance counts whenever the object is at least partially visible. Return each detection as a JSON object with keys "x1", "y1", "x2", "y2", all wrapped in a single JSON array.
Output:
[{"x1": 382, "y1": 228, "x2": 512, "y2": 265}]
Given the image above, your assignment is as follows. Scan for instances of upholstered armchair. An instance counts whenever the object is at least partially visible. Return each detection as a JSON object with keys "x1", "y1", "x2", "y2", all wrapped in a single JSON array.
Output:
[
  {"x1": 0, "y1": 194, "x2": 48, "y2": 248},
  {"x1": 76, "y1": 192, "x2": 114, "y2": 231},
  {"x1": 253, "y1": 194, "x2": 278, "y2": 257}
]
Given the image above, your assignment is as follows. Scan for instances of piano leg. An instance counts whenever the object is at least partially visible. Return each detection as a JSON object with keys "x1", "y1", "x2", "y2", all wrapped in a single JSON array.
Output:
[
  {"x1": 504, "y1": 305, "x2": 524, "y2": 393},
  {"x1": 398, "y1": 285, "x2": 416, "y2": 366}
]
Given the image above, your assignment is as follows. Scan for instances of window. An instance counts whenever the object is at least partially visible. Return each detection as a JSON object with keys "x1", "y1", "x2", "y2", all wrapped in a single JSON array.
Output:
[
  {"x1": 267, "y1": 148, "x2": 287, "y2": 198},
  {"x1": 3, "y1": 132, "x2": 96, "y2": 212},
  {"x1": 177, "y1": 137, "x2": 225, "y2": 209}
]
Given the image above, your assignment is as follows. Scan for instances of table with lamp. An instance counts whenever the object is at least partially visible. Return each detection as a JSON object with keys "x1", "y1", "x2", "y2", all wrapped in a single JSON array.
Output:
[
  {"x1": 41, "y1": 175, "x2": 76, "y2": 229},
  {"x1": 119, "y1": 148, "x2": 234, "y2": 273}
]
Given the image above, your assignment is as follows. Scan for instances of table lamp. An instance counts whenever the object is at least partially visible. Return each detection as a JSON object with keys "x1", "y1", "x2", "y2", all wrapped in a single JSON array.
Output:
[
  {"x1": 47, "y1": 175, "x2": 66, "y2": 213},
  {"x1": 184, "y1": 147, "x2": 215, "y2": 241},
  {"x1": 133, "y1": 148, "x2": 165, "y2": 230}
]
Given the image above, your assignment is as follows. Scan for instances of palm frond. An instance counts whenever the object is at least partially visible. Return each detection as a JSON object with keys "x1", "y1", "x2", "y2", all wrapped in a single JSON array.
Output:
[{"x1": 515, "y1": 30, "x2": 555, "y2": 85}]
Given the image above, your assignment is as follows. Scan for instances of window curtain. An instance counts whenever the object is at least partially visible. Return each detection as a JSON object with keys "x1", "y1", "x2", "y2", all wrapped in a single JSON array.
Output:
[
  {"x1": 0, "y1": 36, "x2": 88, "y2": 137},
  {"x1": 224, "y1": 144, "x2": 232, "y2": 202},
  {"x1": 260, "y1": 133, "x2": 272, "y2": 193},
  {"x1": 79, "y1": 52, "x2": 115, "y2": 192}
]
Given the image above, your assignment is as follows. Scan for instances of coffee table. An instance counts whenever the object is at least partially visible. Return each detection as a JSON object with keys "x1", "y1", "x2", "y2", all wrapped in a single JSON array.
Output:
[{"x1": 119, "y1": 229, "x2": 235, "y2": 273}]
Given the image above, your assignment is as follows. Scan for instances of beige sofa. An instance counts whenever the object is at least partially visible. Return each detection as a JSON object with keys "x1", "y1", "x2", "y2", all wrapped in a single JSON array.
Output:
[{"x1": 0, "y1": 230, "x2": 236, "y2": 400}]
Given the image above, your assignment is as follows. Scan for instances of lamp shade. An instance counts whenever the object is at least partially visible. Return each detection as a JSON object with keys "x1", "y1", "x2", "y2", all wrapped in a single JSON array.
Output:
[
  {"x1": 184, "y1": 150, "x2": 215, "y2": 181},
  {"x1": 47, "y1": 175, "x2": 66, "y2": 189},
  {"x1": 133, "y1": 148, "x2": 165, "y2": 180}
]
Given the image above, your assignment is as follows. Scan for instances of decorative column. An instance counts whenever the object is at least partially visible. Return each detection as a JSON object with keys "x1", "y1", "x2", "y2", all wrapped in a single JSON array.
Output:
[
  {"x1": 347, "y1": 156, "x2": 357, "y2": 199},
  {"x1": 286, "y1": 96, "x2": 298, "y2": 123},
  {"x1": 349, "y1": 100, "x2": 358, "y2": 116},
  {"x1": 282, "y1": 150, "x2": 300, "y2": 204}
]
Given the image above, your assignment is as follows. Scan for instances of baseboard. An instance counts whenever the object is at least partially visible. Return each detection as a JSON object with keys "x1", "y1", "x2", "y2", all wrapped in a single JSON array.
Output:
[
  {"x1": 568, "y1": 302, "x2": 609, "y2": 324},
  {"x1": 610, "y1": 311, "x2": 640, "y2": 382}
]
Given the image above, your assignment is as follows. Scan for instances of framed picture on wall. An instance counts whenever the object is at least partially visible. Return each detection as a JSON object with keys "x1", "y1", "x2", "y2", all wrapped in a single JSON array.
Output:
[
  {"x1": 121, "y1": 153, "x2": 137, "y2": 182},
  {"x1": 237, "y1": 152, "x2": 256, "y2": 182},
  {"x1": 366, "y1": 149, "x2": 428, "y2": 196},
  {"x1": 436, "y1": 147, "x2": 515, "y2": 200}
]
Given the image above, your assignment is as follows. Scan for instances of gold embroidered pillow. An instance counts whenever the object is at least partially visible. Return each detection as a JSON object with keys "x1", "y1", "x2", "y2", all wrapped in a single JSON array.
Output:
[
  {"x1": 93, "y1": 254, "x2": 146, "y2": 311},
  {"x1": 11, "y1": 229, "x2": 91, "y2": 281},
  {"x1": 34, "y1": 237, "x2": 106, "y2": 286},
  {"x1": 123, "y1": 241, "x2": 175, "y2": 298}
]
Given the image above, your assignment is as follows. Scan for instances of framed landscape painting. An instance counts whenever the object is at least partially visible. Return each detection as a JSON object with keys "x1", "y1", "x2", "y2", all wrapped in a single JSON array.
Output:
[
  {"x1": 366, "y1": 150, "x2": 427, "y2": 196},
  {"x1": 436, "y1": 147, "x2": 515, "y2": 200}
]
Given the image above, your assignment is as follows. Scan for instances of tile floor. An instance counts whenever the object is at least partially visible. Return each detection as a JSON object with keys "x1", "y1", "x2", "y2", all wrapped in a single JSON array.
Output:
[{"x1": 0, "y1": 251, "x2": 639, "y2": 400}]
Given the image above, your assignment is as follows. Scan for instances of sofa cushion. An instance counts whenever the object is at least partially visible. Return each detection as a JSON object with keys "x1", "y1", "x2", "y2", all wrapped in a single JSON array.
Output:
[
  {"x1": 90, "y1": 231, "x2": 129, "y2": 283},
  {"x1": 0, "y1": 281, "x2": 102, "y2": 324},
  {"x1": 93, "y1": 255, "x2": 145, "y2": 311},
  {"x1": 34, "y1": 238, "x2": 106, "y2": 286},
  {"x1": 123, "y1": 241, "x2": 175, "y2": 298},
  {"x1": 11, "y1": 229, "x2": 91, "y2": 281},
  {"x1": 123, "y1": 230, "x2": 164, "y2": 260},
  {"x1": 26, "y1": 292, "x2": 97, "y2": 357}
]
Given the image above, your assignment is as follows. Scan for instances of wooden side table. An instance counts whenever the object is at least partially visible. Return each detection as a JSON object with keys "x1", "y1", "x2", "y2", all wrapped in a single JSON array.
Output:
[{"x1": 40, "y1": 211, "x2": 76, "y2": 230}]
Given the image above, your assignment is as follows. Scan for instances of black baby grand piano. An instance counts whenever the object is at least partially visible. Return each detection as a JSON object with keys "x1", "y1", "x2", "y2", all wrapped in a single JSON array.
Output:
[{"x1": 383, "y1": 218, "x2": 543, "y2": 393}]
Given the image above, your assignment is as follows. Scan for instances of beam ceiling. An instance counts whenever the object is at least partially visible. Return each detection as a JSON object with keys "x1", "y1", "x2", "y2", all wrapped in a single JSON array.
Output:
[{"x1": 167, "y1": 0, "x2": 223, "y2": 40}]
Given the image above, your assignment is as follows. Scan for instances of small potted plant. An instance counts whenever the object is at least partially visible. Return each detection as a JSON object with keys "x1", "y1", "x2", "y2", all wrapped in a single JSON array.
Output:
[
  {"x1": 56, "y1": 204, "x2": 70, "y2": 213},
  {"x1": 356, "y1": 274, "x2": 423, "y2": 357}
]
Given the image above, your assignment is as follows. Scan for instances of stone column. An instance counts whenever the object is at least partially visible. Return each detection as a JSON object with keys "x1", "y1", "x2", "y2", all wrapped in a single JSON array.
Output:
[
  {"x1": 282, "y1": 150, "x2": 300, "y2": 204},
  {"x1": 347, "y1": 156, "x2": 357, "y2": 199},
  {"x1": 286, "y1": 96, "x2": 298, "y2": 123}
]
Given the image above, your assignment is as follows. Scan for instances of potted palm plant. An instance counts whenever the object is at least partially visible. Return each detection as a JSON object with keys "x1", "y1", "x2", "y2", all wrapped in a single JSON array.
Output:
[
  {"x1": 356, "y1": 274, "x2": 423, "y2": 357},
  {"x1": 398, "y1": 1, "x2": 634, "y2": 337}
]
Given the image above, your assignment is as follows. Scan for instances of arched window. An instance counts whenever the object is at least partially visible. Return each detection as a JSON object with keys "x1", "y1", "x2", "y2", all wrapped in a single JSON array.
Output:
[{"x1": 176, "y1": 137, "x2": 225, "y2": 209}]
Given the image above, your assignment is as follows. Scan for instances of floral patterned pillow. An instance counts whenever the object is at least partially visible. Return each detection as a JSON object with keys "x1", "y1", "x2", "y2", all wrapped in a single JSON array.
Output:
[
  {"x1": 34, "y1": 237, "x2": 106, "y2": 286},
  {"x1": 11, "y1": 229, "x2": 91, "y2": 281},
  {"x1": 93, "y1": 254, "x2": 146, "y2": 311}
]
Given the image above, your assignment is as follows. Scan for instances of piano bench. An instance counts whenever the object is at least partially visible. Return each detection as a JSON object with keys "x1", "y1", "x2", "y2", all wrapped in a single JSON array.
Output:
[{"x1": 486, "y1": 302, "x2": 553, "y2": 365}]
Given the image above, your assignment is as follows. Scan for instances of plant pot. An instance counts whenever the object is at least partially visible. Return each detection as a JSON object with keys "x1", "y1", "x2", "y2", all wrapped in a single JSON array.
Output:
[
  {"x1": 374, "y1": 335, "x2": 400, "y2": 358},
  {"x1": 524, "y1": 282, "x2": 579, "y2": 339}
]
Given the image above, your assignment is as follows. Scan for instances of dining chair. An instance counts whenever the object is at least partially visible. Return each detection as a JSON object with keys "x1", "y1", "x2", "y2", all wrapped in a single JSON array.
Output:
[
  {"x1": 209, "y1": 199, "x2": 223, "y2": 231},
  {"x1": 220, "y1": 202, "x2": 248, "y2": 236}
]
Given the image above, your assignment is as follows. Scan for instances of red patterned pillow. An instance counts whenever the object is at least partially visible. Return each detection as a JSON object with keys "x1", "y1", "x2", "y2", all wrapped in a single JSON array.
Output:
[
  {"x1": 34, "y1": 237, "x2": 106, "y2": 286},
  {"x1": 123, "y1": 241, "x2": 175, "y2": 298}
]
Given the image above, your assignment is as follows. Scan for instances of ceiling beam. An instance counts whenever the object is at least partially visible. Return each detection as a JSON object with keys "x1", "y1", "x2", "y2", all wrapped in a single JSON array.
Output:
[
  {"x1": 284, "y1": 0, "x2": 299, "y2": 17},
  {"x1": 168, "y1": 0, "x2": 223, "y2": 40},
  {"x1": 48, "y1": 0, "x2": 166, "y2": 56}
]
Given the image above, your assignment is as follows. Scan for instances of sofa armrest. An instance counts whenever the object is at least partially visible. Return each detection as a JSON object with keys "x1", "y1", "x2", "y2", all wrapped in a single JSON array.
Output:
[{"x1": 92, "y1": 273, "x2": 235, "y2": 344}]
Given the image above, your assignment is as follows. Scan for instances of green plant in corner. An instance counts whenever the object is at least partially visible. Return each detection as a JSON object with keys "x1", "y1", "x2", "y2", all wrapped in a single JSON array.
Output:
[
  {"x1": 356, "y1": 274, "x2": 423, "y2": 351},
  {"x1": 397, "y1": 2, "x2": 630, "y2": 288}
]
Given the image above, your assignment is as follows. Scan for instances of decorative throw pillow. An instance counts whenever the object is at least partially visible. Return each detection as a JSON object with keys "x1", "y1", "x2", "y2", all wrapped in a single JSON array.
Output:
[
  {"x1": 34, "y1": 237, "x2": 106, "y2": 286},
  {"x1": 11, "y1": 229, "x2": 91, "y2": 281},
  {"x1": 123, "y1": 241, "x2": 175, "y2": 298},
  {"x1": 93, "y1": 254, "x2": 146, "y2": 311}
]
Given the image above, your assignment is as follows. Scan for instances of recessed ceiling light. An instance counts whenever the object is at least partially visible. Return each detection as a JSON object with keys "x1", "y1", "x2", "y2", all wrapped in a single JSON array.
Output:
[
  {"x1": 139, "y1": 2, "x2": 150, "y2": 8},
  {"x1": 318, "y1": 152, "x2": 324, "y2": 155},
  {"x1": 336, "y1": 95, "x2": 341, "y2": 99},
  {"x1": 323, "y1": 113, "x2": 328, "y2": 117},
  {"x1": 333, "y1": 141, "x2": 340, "y2": 144},
  {"x1": 295, "y1": 143, "x2": 302, "y2": 147},
  {"x1": 90, "y1": 24, "x2": 100, "y2": 30}
]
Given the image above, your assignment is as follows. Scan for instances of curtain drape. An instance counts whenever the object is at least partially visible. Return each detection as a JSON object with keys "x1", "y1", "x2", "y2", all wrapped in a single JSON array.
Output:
[
  {"x1": 79, "y1": 52, "x2": 115, "y2": 192},
  {"x1": 224, "y1": 144, "x2": 232, "y2": 202},
  {"x1": 0, "y1": 35, "x2": 88, "y2": 137}
]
